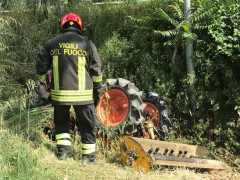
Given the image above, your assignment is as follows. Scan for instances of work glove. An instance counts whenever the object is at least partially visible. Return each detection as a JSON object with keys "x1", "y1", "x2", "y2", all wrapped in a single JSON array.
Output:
[
  {"x1": 93, "y1": 88, "x2": 100, "y2": 107},
  {"x1": 38, "y1": 81, "x2": 51, "y2": 102}
]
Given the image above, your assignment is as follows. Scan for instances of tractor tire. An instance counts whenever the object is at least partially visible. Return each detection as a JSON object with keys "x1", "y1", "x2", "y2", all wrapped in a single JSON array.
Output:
[
  {"x1": 141, "y1": 92, "x2": 172, "y2": 140},
  {"x1": 96, "y1": 78, "x2": 146, "y2": 137}
]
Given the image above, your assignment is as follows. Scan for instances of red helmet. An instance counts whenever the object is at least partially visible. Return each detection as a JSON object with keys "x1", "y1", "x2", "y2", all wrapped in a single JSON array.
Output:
[{"x1": 61, "y1": 13, "x2": 82, "y2": 32}]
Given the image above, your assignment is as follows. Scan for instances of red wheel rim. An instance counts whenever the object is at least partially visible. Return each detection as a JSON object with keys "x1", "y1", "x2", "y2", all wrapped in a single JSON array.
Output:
[
  {"x1": 97, "y1": 89, "x2": 130, "y2": 127},
  {"x1": 143, "y1": 102, "x2": 160, "y2": 127}
]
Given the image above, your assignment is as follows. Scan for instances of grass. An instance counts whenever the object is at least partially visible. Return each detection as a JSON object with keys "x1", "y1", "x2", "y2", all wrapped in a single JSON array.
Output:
[{"x1": 1, "y1": 127, "x2": 240, "y2": 180}]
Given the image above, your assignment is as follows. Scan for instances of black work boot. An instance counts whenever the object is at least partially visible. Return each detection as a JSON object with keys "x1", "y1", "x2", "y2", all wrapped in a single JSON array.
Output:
[
  {"x1": 57, "y1": 145, "x2": 71, "y2": 161},
  {"x1": 58, "y1": 153, "x2": 68, "y2": 161},
  {"x1": 82, "y1": 153, "x2": 97, "y2": 164}
]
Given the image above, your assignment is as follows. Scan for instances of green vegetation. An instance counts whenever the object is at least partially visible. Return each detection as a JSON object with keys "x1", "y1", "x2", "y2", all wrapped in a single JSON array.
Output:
[
  {"x1": 1, "y1": 0, "x2": 240, "y2": 178},
  {"x1": 3, "y1": 130, "x2": 235, "y2": 180}
]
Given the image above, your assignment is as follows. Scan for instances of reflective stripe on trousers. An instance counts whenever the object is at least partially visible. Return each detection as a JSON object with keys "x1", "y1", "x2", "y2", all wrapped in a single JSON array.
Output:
[
  {"x1": 82, "y1": 143, "x2": 95, "y2": 155},
  {"x1": 56, "y1": 133, "x2": 71, "y2": 146}
]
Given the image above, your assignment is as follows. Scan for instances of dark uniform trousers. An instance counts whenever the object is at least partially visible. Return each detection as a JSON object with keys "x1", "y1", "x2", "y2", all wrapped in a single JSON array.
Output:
[
  {"x1": 54, "y1": 104, "x2": 96, "y2": 144},
  {"x1": 54, "y1": 104, "x2": 96, "y2": 157}
]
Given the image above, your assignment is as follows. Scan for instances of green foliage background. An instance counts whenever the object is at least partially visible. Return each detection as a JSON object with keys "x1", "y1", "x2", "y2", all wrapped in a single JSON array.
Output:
[{"x1": 0, "y1": 0, "x2": 240, "y2": 168}]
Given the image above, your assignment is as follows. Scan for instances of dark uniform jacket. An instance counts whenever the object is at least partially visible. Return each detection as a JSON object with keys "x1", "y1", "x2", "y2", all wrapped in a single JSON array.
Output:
[{"x1": 35, "y1": 27, "x2": 102, "y2": 105}]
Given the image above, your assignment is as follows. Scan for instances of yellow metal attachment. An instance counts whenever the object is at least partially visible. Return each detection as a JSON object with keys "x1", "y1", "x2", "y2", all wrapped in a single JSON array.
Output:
[
  {"x1": 119, "y1": 136, "x2": 153, "y2": 172},
  {"x1": 119, "y1": 136, "x2": 224, "y2": 172},
  {"x1": 144, "y1": 120, "x2": 155, "y2": 139}
]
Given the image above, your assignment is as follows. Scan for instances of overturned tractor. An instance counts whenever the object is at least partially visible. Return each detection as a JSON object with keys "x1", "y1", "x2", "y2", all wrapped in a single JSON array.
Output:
[
  {"x1": 96, "y1": 78, "x2": 224, "y2": 171},
  {"x1": 96, "y1": 78, "x2": 173, "y2": 141}
]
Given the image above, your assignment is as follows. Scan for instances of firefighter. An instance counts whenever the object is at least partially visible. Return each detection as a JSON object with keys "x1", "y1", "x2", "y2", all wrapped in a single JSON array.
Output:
[{"x1": 35, "y1": 13, "x2": 102, "y2": 163}]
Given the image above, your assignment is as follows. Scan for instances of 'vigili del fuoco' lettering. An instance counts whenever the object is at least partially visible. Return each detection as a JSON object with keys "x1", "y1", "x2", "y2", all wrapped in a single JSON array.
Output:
[
  {"x1": 63, "y1": 49, "x2": 87, "y2": 56},
  {"x1": 59, "y1": 43, "x2": 78, "y2": 49}
]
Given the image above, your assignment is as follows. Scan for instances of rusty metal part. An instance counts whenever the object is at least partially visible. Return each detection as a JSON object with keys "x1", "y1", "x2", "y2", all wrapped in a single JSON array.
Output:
[{"x1": 119, "y1": 136, "x2": 224, "y2": 172}]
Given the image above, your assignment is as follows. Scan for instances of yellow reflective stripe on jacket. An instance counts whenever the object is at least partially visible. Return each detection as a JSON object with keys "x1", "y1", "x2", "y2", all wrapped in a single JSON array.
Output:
[
  {"x1": 56, "y1": 133, "x2": 71, "y2": 140},
  {"x1": 78, "y1": 57, "x2": 86, "y2": 90},
  {"x1": 57, "y1": 140, "x2": 71, "y2": 146},
  {"x1": 51, "y1": 89, "x2": 93, "y2": 96},
  {"x1": 92, "y1": 75, "x2": 102, "y2": 83},
  {"x1": 53, "y1": 56, "x2": 59, "y2": 90},
  {"x1": 51, "y1": 95, "x2": 93, "y2": 102},
  {"x1": 81, "y1": 144, "x2": 95, "y2": 155},
  {"x1": 38, "y1": 74, "x2": 47, "y2": 81}
]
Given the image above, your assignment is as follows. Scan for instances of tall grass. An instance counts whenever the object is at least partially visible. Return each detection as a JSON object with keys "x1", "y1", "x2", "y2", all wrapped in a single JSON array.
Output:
[
  {"x1": 3, "y1": 128, "x2": 235, "y2": 180},
  {"x1": 0, "y1": 130, "x2": 46, "y2": 179}
]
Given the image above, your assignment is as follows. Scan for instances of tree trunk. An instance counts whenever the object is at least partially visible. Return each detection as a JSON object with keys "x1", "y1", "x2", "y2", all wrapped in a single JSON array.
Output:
[{"x1": 184, "y1": 0, "x2": 196, "y2": 113}]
